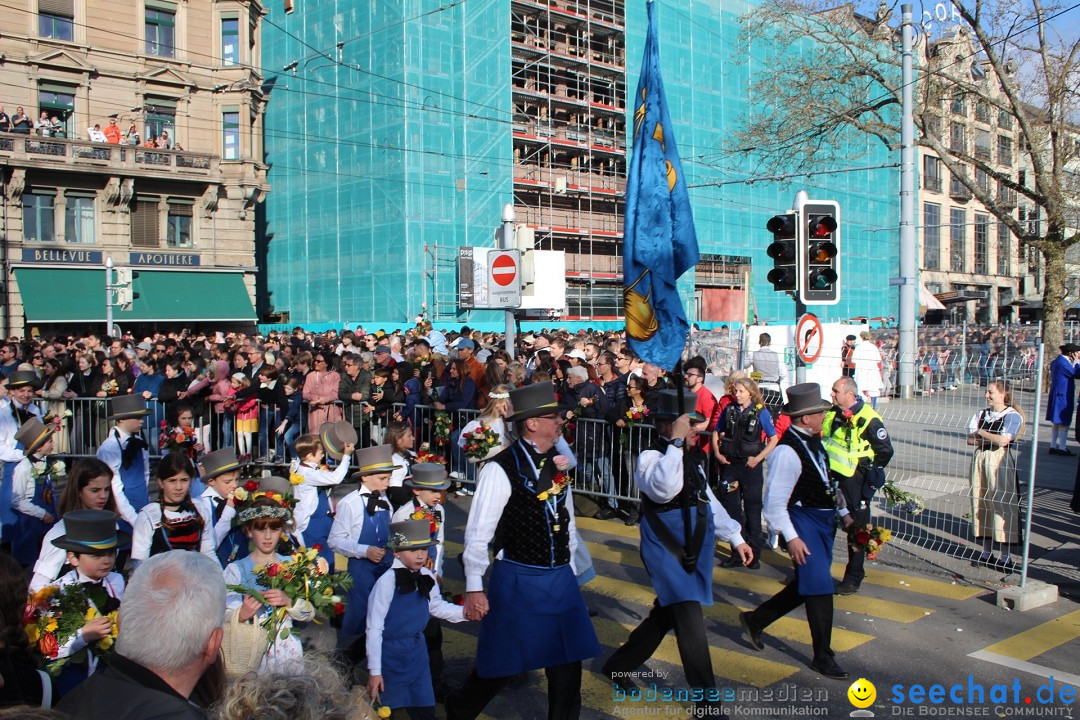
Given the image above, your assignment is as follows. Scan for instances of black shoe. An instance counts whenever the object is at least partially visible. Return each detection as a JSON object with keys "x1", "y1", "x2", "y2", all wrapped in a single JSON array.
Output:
[
  {"x1": 811, "y1": 656, "x2": 850, "y2": 680},
  {"x1": 1063, "y1": 449, "x2": 1076, "y2": 457},
  {"x1": 1049, "y1": 448, "x2": 1062, "y2": 456},
  {"x1": 594, "y1": 505, "x2": 617, "y2": 520},
  {"x1": 624, "y1": 510, "x2": 640, "y2": 527},
  {"x1": 739, "y1": 611, "x2": 764, "y2": 651},
  {"x1": 747, "y1": 558, "x2": 761, "y2": 570},
  {"x1": 719, "y1": 555, "x2": 742, "y2": 568},
  {"x1": 835, "y1": 581, "x2": 860, "y2": 595},
  {"x1": 601, "y1": 663, "x2": 638, "y2": 693}
]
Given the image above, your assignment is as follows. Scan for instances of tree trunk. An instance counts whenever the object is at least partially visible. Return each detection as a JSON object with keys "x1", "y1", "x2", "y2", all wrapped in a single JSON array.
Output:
[{"x1": 1042, "y1": 242, "x2": 1066, "y2": 384}]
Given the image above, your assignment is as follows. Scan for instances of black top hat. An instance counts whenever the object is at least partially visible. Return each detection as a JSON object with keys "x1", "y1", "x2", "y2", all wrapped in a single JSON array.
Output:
[
  {"x1": 404, "y1": 463, "x2": 451, "y2": 491},
  {"x1": 508, "y1": 383, "x2": 560, "y2": 421},
  {"x1": 107, "y1": 395, "x2": 151, "y2": 419},
  {"x1": 650, "y1": 389, "x2": 705, "y2": 423},
  {"x1": 51, "y1": 509, "x2": 129, "y2": 553},
  {"x1": 320, "y1": 421, "x2": 358, "y2": 461},
  {"x1": 387, "y1": 518, "x2": 437, "y2": 551},
  {"x1": 200, "y1": 447, "x2": 244, "y2": 481},
  {"x1": 14, "y1": 417, "x2": 56, "y2": 456},
  {"x1": 6, "y1": 370, "x2": 41, "y2": 390},
  {"x1": 351, "y1": 444, "x2": 402, "y2": 479},
  {"x1": 1060, "y1": 343, "x2": 1080, "y2": 355},
  {"x1": 781, "y1": 383, "x2": 833, "y2": 418}
]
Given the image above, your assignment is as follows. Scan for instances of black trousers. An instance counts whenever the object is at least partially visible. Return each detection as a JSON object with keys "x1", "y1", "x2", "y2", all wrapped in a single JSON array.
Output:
[
  {"x1": 839, "y1": 474, "x2": 871, "y2": 586},
  {"x1": 602, "y1": 599, "x2": 714, "y2": 692},
  {"x1": 717, "y1": 462, "x2": 764, "y2": 555},
  {"x1": 447, "y1": 661, "x2": 582, "y2": 720},
  {"x1": 744, "y1": 573, "x2": 835, "y2": 663}
]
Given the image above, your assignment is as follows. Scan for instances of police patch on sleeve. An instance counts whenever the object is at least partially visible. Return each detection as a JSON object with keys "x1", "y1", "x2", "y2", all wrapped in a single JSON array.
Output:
[{"x1": 876, "y1": 428, "x2": 888, "y2": 440}]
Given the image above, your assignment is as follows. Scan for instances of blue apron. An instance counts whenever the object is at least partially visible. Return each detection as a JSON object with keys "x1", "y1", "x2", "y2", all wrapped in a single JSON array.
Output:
[
  {"x1": 0, "y1": 458, "x2": 19, "y2": 542},
  {"x1": 790, "y1": 506, "x2": 837, "y2": 596},
  {"x1": 378, "y1": 580, "x2": 434, "y2": 709},
  {"x1": 214, "y1": 499, "x2": 250, "y2": 568},
  {"x1": 305, "y1": 490, "x2": 336, "y2": 565},
  {"x1": 640, "y1": 504, "x2": 716, "y2": 607},
  {"x1": 12, "y1": 466, "x2": 57, "y2": 566},
  {"x1": 340, "y1": 506, "x2": 392, "y2": 641},
  {"x1": 475, "y1": 560, "x2": 600, "y2": 678},
  {"x1": 113, "y1": 434, "x2": 149, "y2": 535}
]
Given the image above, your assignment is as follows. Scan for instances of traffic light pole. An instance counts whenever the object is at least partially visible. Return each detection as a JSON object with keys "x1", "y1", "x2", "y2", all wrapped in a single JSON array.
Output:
[
  {"x1": 794, "y1": 296, "x2": 808, "y2": 384},
  {"x1": 500, "y1": 203, "x2": 517, "y2": 357},
  {"x1": 105, "y1": 256, "x2": 114, "y2": 338},
  {"x1": 897, "y1": 3, "x2": 918, "y2": 399}
]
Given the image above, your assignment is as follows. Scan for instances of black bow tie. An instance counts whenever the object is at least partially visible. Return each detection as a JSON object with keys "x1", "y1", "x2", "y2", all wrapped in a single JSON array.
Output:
[
  {"x1": 520, "y1": 441, "x2": 559, "y2": 494},
  {"x1": 121, "y1": 433, "x2": 148, "y2": 470},
  {"x1": 81, "y1": 581, "x2": 121, "y2": 615},
  {"x1": 394, "y1": 567, "x2": 435, "y2": 596},
  {"x1": 11, "y1": 402, "x2": 32, "y2": 425},
  {"x1": 364, "y1": 491, "x2": 389, "y2": 516}
]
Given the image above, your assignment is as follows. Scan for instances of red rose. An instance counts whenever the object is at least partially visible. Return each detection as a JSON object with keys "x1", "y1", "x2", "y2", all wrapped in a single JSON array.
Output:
[
  {"x1": 160, "y1": 420, "x2": 168, "y2": 429},
  {"x1": 39, "y1": 633, "x2": 60, "y2": 659},
  {"x1": 22, "y1": 603, "x2": 35, "y2": 625},
  {"x1": 265, "y1": 563, "x2": 279, "y2": 577},
  {"x1": 333, "y1": 602, "x2": 346, "y2": 616},
  {"x1": 452, "y1": 594, "x2": 465, "y2": 606},
  {"x1": 855, "y1": 530, "x2": 871, "y2": 545},
  {"x1": 312, "y1": 543, "x2": 323, "y2": 551},
  {"x1": 244, "y1": 480, "x2": 259, "y2": 492},
  {"x1": 283, "y1": 573, "x2": 293, "y2": 582}
]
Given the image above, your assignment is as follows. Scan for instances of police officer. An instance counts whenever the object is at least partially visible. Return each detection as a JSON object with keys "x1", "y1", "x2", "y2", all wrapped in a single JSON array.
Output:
[{"x1": 824, "y1": 376, "x2": 894, "y2": 595}]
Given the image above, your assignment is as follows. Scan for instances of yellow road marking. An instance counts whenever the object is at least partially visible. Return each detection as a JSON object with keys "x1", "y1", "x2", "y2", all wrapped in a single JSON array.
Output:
[{"x1": 978, "y1": 609, "x2": 1080, "y2": 661}]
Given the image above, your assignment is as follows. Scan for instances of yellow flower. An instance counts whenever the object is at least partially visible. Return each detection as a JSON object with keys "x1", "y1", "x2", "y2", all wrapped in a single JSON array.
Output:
[
  {"x1": 411, "y1": 510, "x2": 425, "y2": 520},
  {"x1": 32, "y1": 586, "x2": 58, "y2": 606},
  {"x1": 323, "y1": 587, "x2": 334, "y2": 596},
  {"x1": 537, "y1": 492, "x2": 549, "y2": 501},
  {"x1": 45, "y1": 618, "x2": 58, "y2": 633},
  {"x1": 24, "y1": 624, "x2": 40, "y2": 644},
  {"x1": 85, "y1": 606, "x2": 99, "y2": 621},
  {"x1": 549, "y1": 485, "x2": 563, "y2": 496},
  {"x1": 879, "y1": 529, "x2": 892, "y2": 542},
  {"x1": 289, "y1": 472, "x2": 305, "y2": 486},
  {"x1": 233, "y1": 487, "x2": 248, "y2": 502},
  {"x1": 306, "y1": 547, "x2": 319, "y2": 562},
  {"x1": 378, "y1": 707, "x2": 392, "y2": 718},
  {"x1": 99, "y1": 635, "x2": 114, "y2": 651}
]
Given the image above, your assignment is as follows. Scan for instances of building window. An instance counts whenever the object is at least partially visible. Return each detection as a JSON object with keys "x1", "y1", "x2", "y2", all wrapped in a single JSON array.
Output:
[
  {"x1": 974, "y1": 129, "x2": 991, "y2": 161},
  {"x1": 64, "y1": 194, "x2": 95, "y2": 244},
  {"x1": 924, "y1": 203, "x2": 941, "y2": 270},
  {"x1": 950, "y1": 207, "x2": 966, "y2": 272},
  {"x1": 39, "y1": 0, "x2": 74, "y2": 40},
  {"x1": 997, "y1": 221, "x2": 1011, "y2": 275},
  {"x1": 23, "y1": 192, "x2": 56, "y2": 243},
  {"x1": 975, "y1": 99, "x2": 990, "y2": 123},
  {"x1": 222, "y1": 111, "x2": 240, "y2": 160},
  {"x1": 145, "y1": 102, "x2": 176, "y2": 147},
  {"x1": 950, "y1": 122, "x2": 965, "y2": 153},
  {"x1": 167, "y1": 202, "x2": 193, "y2": 248},
  {"x1": 131, "y1": 198, "x2": 160, "y2": 248},
  {"x1": 38, "y1": 85, "x2": 75, "y2": 139},
  {"x1": 998, "y1": 135, "x2": 1013, "y2": 167},
  {"x1": 923, "y1": 156, "x2": 942, "y2": 192},
  {"x1": 975, "y1": 167, "x2": 991, "y2": 193},
  {"x1": 974, "y1": 213, "x2": 989, "y2": 274},
  {"x1": 951, "y1": 92, "x2": 965, "y2": 116},
  {"x1": 998, "y1": 110, "x2": 1013, "y2": 130},
  {"x1": 146, "y1": 7, "x2": 176, "y2": 58},
  {"x1": 221, "y1": 17, "x2": 239, "y2": 65}
]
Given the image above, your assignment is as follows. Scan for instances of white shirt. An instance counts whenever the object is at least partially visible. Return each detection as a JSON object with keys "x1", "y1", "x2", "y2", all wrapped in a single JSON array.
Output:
[
  {"x1": 462, "y1": 439, "x2": 580, "y2": 593},
  {"x1": 365, "y1": 558, "x2": 465, "y2": 676},
  {"x1": 0, "y1": 399, "x2": 43, "y2": 463},
  {"x1": 328, "y1": 487, "x2": 392, "y2": 559},
  {"x1": 12, "y1": 457, "x2": 51, "y2": 520},
  {"x1": 634, "y1": 442, "x2": 744, "y2": 546},
  {"x1": 763, "y1": 427, "x2": 849, "y2": 543},
  {"x1": 195, "y1": 486, "x2": 237, "y2": 550},
  {"x1": 54, "y1": 569, "x2": 125, "y2": 675},
  {"x1": 391, "y1": 500, "x2": 446, "y2": 577},
  {"x1": 748, "y1": 346, "x2": 789, "y2": 391},
  {"x1": 130, "y1": 503, "x2": 216, "y2": 566},
  {"x1": 292, "y1": 457, "x2": 351, "y2": 534},
  {"x1": 389, "y1": 452, "x2": 411, "y2": 488},
  {"x1": 95, "y1": 427, "x2": 145, "y2": 526}
]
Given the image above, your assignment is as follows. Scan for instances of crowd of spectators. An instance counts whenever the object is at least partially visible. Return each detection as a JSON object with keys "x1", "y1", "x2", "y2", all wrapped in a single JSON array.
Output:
[{"x1": 0, "y1": 107, "x2": 174, "y2": 148}]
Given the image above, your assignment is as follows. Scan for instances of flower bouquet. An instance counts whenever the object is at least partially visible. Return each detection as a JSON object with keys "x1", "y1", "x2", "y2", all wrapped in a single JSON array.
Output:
[
  {"x1": 625, "y1": 404, "x2": 649, "y2": 425},
  {"x1": 226, "y1": 546, "x2": 353, "y2": 652},
  {"x1": 410, "y1": 506, "x2": 440, "y2": 535},
  {"x1": 846, "y1": 522, "x2": 892, "y2": 560},
  {"x1": 159, "y1": 423, "x2": 198, "y2": 456},
  {"x1": 460, "y1": 422, "x2": 500, "y2": 462},
  {"x1": 31, "y1": 459, "x2": 66, "y2": 480},
  {"x1": 536, "y1": 455, "x2": 572, "y2": 502},
  {"x1": 23, "y1": 584, "x2": 118, "y2": 676},
  {"x1": 416, "y1": 443, "x2": 446, "y2": 466},
  {"x1": 881, "y1": 482, "x2": 926, "y2": 516},
  {"x1": 232, "y1": 479, "x2": 296, "y2": 510},
  {"x1": 432, "y1": 411, "x2": 452, "y2": 447},
  {"x1": 41, "y1": 409, "x2": 72, "y2": 429}
]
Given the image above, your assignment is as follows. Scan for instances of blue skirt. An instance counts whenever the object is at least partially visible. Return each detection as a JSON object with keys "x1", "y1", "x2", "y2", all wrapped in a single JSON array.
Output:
[
  {"x1": 790, "y1": 506, "x2": 837, "y2": 596},
  {"x1": 476, "y1": 560, "x2": 600, "y2": 678},
  {"x1": 640, "y1": 506, "x2": 715, "y2": 607}
]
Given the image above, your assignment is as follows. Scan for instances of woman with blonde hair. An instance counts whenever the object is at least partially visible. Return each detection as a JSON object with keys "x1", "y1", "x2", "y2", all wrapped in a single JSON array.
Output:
[
  {"x1": 712, "y1": 376, "x2": 779, "y2": 569},
  {"x1": 457, "y1": 383, "x2": 514, "y2": 464},
  {"x1": 967, "y1": 380, "x2": 1023, "y2": 573}
]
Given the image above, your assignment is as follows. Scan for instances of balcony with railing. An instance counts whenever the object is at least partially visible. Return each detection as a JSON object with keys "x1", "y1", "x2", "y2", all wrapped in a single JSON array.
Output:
[
  {"x1": 950, "y1": 177, "x2": 973, "y2": 200},
  {"x1": 0, "y1": 135, "x2": 219, "y2": 179}
]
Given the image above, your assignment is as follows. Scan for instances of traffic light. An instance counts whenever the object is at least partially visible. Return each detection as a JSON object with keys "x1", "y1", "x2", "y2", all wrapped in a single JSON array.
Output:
[
  {"x1": 766, "y1": 213, "x2": 798, "y2": 292},
  {"x1": 114, "y1": 268, "x2": 140, "y2": 310},
  {"x1": 799, "y1": 202, "x2": 840, "y2": 305}
]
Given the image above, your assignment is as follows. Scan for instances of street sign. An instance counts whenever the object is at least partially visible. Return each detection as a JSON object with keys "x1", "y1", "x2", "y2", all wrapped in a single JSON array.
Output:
[
  {"x1": 795, "y1": 313, "x2": 824, "y2": 364},
  {"x1": 486, "y1": 249, "x2": 521, "y2": 308}
]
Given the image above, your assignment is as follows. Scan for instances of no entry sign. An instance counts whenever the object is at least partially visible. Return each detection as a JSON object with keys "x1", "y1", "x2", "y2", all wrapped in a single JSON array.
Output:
[{"x1": 487, "y1": 249, "x2": 522, "y2": 307}]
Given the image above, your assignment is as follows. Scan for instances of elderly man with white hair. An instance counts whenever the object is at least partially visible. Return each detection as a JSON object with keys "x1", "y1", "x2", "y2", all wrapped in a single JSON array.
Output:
[{"x1": 57, "y1": 551, "x2": 226, "y2": 719}]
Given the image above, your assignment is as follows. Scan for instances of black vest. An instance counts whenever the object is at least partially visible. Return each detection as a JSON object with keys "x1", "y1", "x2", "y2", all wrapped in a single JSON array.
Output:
[
  {"x1": 719, "y1": 404, "x2": 766, "y2": 460},
  {"x1": 640, "y1": 438, "x2": 710, "y2": 513},
  {"x1": 489, "y1": 441, "x2": 571, "y2": 568},
  {"x1": 779, "y1": 431, "x2": 836, "y2": 510},
  {"x1": 974, "y1": 407, "x2": 1017, "y2": 451}
]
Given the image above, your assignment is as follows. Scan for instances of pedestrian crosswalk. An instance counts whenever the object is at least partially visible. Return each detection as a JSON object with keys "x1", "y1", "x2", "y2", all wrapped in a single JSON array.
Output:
[{"x1": 412, "y1": 513, "x2": 988, "y2": 718}]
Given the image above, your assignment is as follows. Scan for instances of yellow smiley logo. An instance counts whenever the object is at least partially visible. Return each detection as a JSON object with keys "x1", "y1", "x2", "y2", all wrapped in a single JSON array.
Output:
[{"x1": 848, "y1": 678, "x2": 876, "y2": 709}]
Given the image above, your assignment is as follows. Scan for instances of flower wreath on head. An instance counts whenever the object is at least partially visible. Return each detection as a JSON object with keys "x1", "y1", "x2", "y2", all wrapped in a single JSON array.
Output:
[
  {"x1": 232, "y1": 479, "x2": 297, "y2": 512},
  {"x1": 488, "y1": 390, "x2": 510, "y2": 400},
  {"x1": 237, "y1": 504, "x2": 293, "y2": 525}
]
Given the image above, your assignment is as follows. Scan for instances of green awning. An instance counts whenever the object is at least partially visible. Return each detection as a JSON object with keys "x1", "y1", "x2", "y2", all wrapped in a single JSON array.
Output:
[{"x1": 15, "y1": 268, "x2": 256, "y2": 323}]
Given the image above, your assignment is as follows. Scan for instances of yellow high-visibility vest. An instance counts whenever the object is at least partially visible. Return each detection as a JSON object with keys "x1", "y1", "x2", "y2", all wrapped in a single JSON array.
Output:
[{"x1": 821, "y1": 403, "x2": 882, "y2": 477}]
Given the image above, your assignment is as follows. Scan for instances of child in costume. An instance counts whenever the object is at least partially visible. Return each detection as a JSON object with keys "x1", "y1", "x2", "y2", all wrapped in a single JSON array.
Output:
[
  {"x1": 291, "y1": 423, "x2": 355, "y2": 564},
  {"x1": 130, "y1": 452, "x2": 215, "y2": 569},
  {"x1": 10, "y1": 417, "x2": 60, "y2": 567}
]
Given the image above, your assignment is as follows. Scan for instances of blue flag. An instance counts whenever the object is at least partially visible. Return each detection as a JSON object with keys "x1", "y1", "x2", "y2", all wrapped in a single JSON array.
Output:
[{"x1": 623, "y1": 1, "x2": 699, "y2": 372}]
